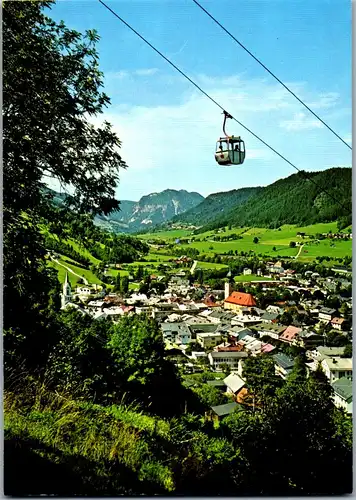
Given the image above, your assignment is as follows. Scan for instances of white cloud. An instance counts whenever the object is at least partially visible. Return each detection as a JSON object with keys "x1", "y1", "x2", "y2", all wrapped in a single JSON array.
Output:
[
  {"x1": 89, "y1": 72, "x2": 351, "y2": 198},
  {"x1": 106, "y1": 68, "x2": 159, "y2": 80},
  {"x1": 134, "y1": 68, "x2": 159, "y2": 76},
  {"x1": 306, "y1": 92, "x2": 340, "y2": 109},
  {"x1": 279, "y1": 112, "x2": 323, "y2": 131},
  {"x1": 343, "y1": 133, "x2": 352, "y2": 144}
]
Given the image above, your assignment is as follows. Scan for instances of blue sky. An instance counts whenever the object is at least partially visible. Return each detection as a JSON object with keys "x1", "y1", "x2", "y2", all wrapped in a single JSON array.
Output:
[{"x1": 49, "y1": 0, "x2": 351, "y2": 201}]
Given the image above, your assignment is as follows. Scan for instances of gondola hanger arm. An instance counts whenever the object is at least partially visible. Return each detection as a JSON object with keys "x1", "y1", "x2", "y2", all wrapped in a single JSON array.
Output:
[{"x1": 222, "y1": 110, "x2": 233, "y2": 137}]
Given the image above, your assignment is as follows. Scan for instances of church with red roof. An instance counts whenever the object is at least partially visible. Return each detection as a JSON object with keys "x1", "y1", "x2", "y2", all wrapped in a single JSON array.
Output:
[{"x1": 224, "y1": 291, "x2": 257, "y2": 313}]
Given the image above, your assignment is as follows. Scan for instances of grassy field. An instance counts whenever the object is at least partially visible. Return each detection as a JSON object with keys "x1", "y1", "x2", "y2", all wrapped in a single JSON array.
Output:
[
  {"x1": 48, "y1": 260, "x2": 81, "y2": 286},
  {"x1": 234, "y1": 274, "x2": 274, "y2": 282},
  {"x1": 141, "y1": 223, "x2": 351, "y2": 262},
  {"x1": 55, "y1": 256, "x2": 103, "y2": 285},
  {"x1": 296, "y1": 239, "x2": 352, "y2": 262},
  {"x1": 195, "y1": 261, "x2": 228, "y2": 270},
  {"x1": 140, "y1": 229, "x2": 192, "y2": 240},
  {"x1": 47, "y1": 221, "x2": 351, "y2": 289},
  {"x1": 67, "y1": 238, "x2": 101, "y2": 265}
]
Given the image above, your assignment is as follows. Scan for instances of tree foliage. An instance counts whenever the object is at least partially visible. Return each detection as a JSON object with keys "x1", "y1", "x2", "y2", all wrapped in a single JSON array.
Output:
[{"x1": 4, "y1": 0, "x2": 126, "y2": 372}]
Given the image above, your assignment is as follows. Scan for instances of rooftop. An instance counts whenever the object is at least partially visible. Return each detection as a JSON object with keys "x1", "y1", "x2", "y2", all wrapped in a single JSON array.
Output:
[
  {"x1": 273, "y1": 353, "x2": 295, "y2": 370},
  {"x1": 207, "y1": 379, "x2": 226, "y2": 387},
  {"x1": 316, "y1": 346, "x2": 346, "y2": 358},
  {"x1": 225, "y1": 292, "x2": 257, "y2": 307},
  {"x1": 210, "y1": 351, "x2": 248, "y2": 359},
  {"x1": 210, "y1": 402, "x2": 239, "y2": 417},
  {"x1": 280, "y1": 325, "x2": 302, "y2": 341},
  {"x1": 224, "y1": 373, "x2": 246, "y2": 393},
  {"x1": 319, "y1": 307, "x2": 337, "y2": 315},
  {"x1": 261, "y1": 312, "x2": 279, "y2": 321},
  {"x1": 323, "y1": 357, "x2": 353, "y2": 371},
  {"x1": 331, "y1": 317, "x2": 346, "y2": 325},
  {"x1": 196, "y1": 332, "x2": 222, "y2": 338},
  {"x1": 332, "y1": 377, "x2": 353, "y2": 402}
]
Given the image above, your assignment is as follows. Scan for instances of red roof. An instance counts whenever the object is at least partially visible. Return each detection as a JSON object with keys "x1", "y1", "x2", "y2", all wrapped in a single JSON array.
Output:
[
  {"x1": 216, "y1": 345, "x2": 244, "y2": 352},
  {"x1": 280, "y1": 325, "x2": 302, "y2": 341},
  {"x1": 331, "y1": 317, "x2": 345, "y2": 325},
  {"x1": 225, "y1": 292, "x2": 257, "y2": 307}
]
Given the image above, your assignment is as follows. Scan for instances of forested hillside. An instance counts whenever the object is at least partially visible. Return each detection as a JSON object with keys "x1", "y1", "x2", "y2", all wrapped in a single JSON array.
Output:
[
  {"x1": 170, "y1": 187, "x2": 261, "y2": 227},
  {"x1": 193, "y1": 168, "x2": 351, "y2": 232}
]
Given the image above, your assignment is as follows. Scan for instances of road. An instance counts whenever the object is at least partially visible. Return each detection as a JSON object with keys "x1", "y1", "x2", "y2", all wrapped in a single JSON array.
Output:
[
  {"x1": 50, "y1": 256, "x2": 89, "y2": 285},
  {"x1": 190, "y1": 260, "x2": 198, "y2": 274},
  {"x1": 295, "y1": 244, "x2": 305, "y2": 259}
]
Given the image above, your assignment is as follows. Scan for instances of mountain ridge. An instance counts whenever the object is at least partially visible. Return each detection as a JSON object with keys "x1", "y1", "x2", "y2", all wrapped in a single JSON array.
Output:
[
  {"x1": 45, "y1": 167, "x2": 351, "y2": 234},
  {"x1": 186, "y1": 167, "x2": 352, "y2": 233}
]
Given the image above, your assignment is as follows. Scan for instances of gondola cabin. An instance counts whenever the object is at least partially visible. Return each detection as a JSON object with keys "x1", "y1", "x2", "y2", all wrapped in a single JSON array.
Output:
[{"x1": 215, "y1": 136, "x2": 245, "y2": 166}]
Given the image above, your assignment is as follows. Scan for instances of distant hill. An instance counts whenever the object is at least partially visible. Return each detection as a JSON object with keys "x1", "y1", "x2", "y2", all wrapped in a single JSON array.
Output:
[
  {"x1": 44, "y1": 167, "x2": 351, "y2": 235},
  {"x1": 94, "y1": 189, "x2": 204, "y2": 233},
  {"x1": 169, "y1": 187, "x2": 262, "y2": 227},
  {"x1": 192, "y1": 167, "x2": 351, "y2": 232}
]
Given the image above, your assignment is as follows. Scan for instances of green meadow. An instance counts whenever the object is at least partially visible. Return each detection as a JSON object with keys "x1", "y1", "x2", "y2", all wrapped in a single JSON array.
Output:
[
  {"x1": 47, "y1": 221, "x2": 351, "y2": 289},
  {"x1": 234, "y1": 274, "x2": 274, "y2": 282},
  {"x1": 140, "y1": 222, "x2": 351, "y2": 262}
]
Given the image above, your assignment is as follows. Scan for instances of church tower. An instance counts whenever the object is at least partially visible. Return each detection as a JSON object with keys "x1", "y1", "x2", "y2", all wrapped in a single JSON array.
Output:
[
  {"x1": 224, "y1": 281, "x2": 232, "y2": 300},
  {"x1": 61, "y1": 272, "x2": 72, "y2": 308}
]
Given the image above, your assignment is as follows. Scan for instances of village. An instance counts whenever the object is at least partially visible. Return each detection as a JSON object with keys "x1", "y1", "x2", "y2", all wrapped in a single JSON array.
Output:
[{"x1": 60, "y1": 256, "x2": 353, "y2": 421}]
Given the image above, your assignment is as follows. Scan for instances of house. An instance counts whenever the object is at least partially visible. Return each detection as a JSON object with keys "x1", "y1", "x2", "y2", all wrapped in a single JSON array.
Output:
[
  {"x1": 297, "y1": 331, "x2": 324, "y2": 349},
  {"x1": 208, "y1": 351, "x2": 248, "y2": 371},
  {"x1": 315, "y1": 346, "x2": 346, "y2": 358},
  {"x1": 321, "y1": 357, "x2": 353, "y2": 383},
  {"x1": 208, "y1": 402, "x2": 239, "y2": 422},
  {"x1": 164, "y1": 347, "x2": 189, "y2": 365},
  {"x1": 257, "y1": 323, "x2": 287, "y2": 340},
  {"x1": 266, "y1": 305, "x2": 284, "y2": 315},
  {"x1": 231, "y1": 315, "x2": 262, "y2": 328},
  {"x1": 279, "y1": 325, "x2": 302, "y2": 344},
  {"x1": 260, "y1": 343, "x2": 276, "y2": 354},
  {"x1": 243, "y1": 268, "x2": 252, "y2": 276},
  {"x1": 190, "y1": 351, "x2": 208, "y2": 362},
  {"x1": 207, "y1": 310, "x2": 236, "y2": 324},
  {"x1": 102, "y1": 307, "x2": 127, "y2": 321},
  {"x1": 206, "y1": 379, "x2": 226, "y2": 391},
  {"x1": 196, "y1": 332, "x2": 222, "y2": 349},
  {"x1": 260, "y1": 312, "x2": 279, "y2": 323},
  {"x1": 215, "y1": 344, "x2": 244, "y2": 353},
  {"x1": 190, "y1": 323, "x2": 218, "y2": 338},
  {"x1": 224, "y1": 291, "x2": 257, "y2": 314},
  {"x1": 273, "y1": 353, "x2": 295, "y2": 379},
  {"x1": 306, "y1": 346, "x2": 346, "y2": 369},
  {"x1": 318, "y1": 307, "x2": 337, "y2": 323},
  {"x1": 268, "y1": 264, "x2": 285, "y2": 274},
  {"x1": 228, "y1": 327, "x2": 254, "y2": 343},
  {"x1": 75, "y1": 286, "x2": 93, "y2": 296},
  {"x1": 161, "y1": 323, "x2": 192, "y2": 345},
  {"x1": 224, "y1": 372, "x2": 246, "y2": 397},
  {"x1": 332, "y1": 377, "x2": 352, "y2": 414},
  {"x1": 330, "y1": 317, "x2": 346, "y2": 331},
  {"x1": 238, "y1": 336, "x2": 263, "y2": 355},
  {"x1": 87, "y1": 300, "x2": 105, "y2": 309}
]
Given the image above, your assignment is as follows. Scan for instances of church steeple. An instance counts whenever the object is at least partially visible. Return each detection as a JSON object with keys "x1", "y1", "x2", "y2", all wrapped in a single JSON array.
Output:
[{"x1": 61, "y1": 272, "x2": 72, "y2": 308}]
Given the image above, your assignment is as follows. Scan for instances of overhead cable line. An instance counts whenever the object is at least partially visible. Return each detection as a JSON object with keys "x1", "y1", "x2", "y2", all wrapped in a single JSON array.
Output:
[
  {"x1": 192, "y1": 0, "x2": 352, "y2": 151},
  {"x1": 97, "y1": 0, "x2": 350, "y2": 214}
]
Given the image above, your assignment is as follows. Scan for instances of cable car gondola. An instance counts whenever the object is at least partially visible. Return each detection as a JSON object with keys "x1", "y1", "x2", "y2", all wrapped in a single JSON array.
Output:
[{"x1": 215, "y1": 111, "x2": 246, "y2": 166}]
